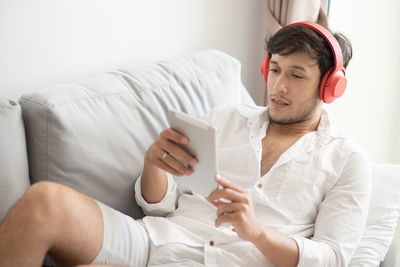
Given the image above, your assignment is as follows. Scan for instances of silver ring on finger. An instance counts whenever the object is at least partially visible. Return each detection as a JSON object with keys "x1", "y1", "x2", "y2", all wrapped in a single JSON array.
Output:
[{"x1": 161, "y1": 152, "x2": 168, "y2": 161}]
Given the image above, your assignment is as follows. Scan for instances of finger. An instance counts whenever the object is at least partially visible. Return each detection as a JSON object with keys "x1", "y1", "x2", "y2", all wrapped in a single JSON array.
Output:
[
  {"x1": 147, "y1": 145, "x2": 191, "y2": 176},
  {"x1": 207, "y1": 187, "x2": 243, "y2": 203},
  {"x1": 161, "y1": 128, "x2": 188, "y2": 145},
  {"x1": 154, "y1": 157, "x2": 184, "y2": 177},
  {"x1": 215, "y1": 175, "x2": 245, "y2": 193},
  {"x1": 215, "y1": 212, "x2": 238, "y2": 228},
  {"x1": 162, "y1": 152, "x2": 193, "y2": 176},
  {"x1": 216, "y1": 202, "x2": 244, "y2": 217},
  {"x1": 158, "y1": 137, "x2": 198, "y2": 168}
]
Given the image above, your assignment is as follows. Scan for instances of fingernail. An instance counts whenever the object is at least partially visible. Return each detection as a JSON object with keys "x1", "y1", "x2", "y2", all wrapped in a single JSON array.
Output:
[
  {"x1": 181, "y1": 137, "x2": 187, "y2": 144},
  {"x1": 189, "y1": 159, "x2": 197, "y2": 166},
  {"x1": 215, "y1": 174, "x2": 221, "y2": 181},
  {"x1": 185, "y1": 170, "x2": 192, "y2": 175}
]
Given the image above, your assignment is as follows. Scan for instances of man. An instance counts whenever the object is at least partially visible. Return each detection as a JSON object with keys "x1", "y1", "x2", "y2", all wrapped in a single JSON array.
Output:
[{"x1": 0, "y1": 22, "x2": 370, "y2": 267}]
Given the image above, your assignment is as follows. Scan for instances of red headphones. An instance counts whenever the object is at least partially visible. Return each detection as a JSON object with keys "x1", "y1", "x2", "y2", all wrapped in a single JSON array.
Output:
[{"x1": 261, "y1": 21, "x2": 347, "y2": 104}]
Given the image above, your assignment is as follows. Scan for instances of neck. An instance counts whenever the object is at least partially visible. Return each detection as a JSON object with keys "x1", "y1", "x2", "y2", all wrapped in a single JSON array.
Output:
[{"x1": 268, "y1": 109, "x2": 322, "y2": 136}]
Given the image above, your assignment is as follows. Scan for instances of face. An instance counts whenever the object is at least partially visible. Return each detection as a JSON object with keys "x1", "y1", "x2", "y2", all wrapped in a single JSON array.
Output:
[{"x1": 267, "y1": 52, "x2": 322, "y2": 125}]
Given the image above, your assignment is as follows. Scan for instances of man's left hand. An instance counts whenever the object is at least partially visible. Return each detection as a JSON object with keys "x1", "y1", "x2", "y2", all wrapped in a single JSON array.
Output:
[{"x1": 207, "y1": 174, "x2": 265, "y2": 243}]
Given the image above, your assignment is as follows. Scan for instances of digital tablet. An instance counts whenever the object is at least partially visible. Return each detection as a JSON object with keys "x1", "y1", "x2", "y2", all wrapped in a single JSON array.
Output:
[{"x1": 168, "y1": 109, "x2": 219, "y2": 196}]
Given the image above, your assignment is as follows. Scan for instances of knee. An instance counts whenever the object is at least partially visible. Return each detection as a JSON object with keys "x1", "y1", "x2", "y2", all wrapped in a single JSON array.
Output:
[
  {"x1": 27, "y1": 181, "x2": 62, "y2": 205},
  {"x1": 23, "y1": 181, "x2": 71, "y2": 226}
]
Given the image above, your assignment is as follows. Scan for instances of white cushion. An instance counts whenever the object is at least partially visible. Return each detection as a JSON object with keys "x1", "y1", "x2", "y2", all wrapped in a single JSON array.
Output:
[{"x1": 350, "y1": 163, "x2": 400, "y2": 266}]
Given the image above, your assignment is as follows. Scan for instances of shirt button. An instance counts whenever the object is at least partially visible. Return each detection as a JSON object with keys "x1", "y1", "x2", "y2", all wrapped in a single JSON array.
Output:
[{"x1": 209, "y1": 240, "x2": 215, "y2": 246}]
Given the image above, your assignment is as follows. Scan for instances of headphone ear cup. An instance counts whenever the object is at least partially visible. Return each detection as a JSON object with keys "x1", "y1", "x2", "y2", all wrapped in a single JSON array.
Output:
[
  {"x1": 319, "y1": 69, "x2": 331, "y2": 102},
  {"x1": 320, "y1": 68, "x2": 347, "y2": 103},
  {"x1": 261, "y1": 56, "x2": 270, "y2": 84}
]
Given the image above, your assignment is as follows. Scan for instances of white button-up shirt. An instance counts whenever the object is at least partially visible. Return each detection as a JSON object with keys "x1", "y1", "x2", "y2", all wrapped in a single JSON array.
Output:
[{"x1": 135, "y1": 104, "x2": 371, "y2": 267}]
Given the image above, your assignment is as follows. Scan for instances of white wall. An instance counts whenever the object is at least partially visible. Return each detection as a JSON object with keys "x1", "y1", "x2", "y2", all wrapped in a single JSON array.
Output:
[
  {"x1": 327, "y1": 0, "x2": 400, "y2": 164},
  {"x1": 0, "y1": 0, "x2": 267, "y2": 101},
  {"x1": 1, "y1": 0, "x2": 399, "y2": 165}
]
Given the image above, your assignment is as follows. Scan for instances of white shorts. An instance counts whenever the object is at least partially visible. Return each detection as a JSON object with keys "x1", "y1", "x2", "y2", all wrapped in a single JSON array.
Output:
[{"x1": 91, "y1": 201, "x2": 150, "y2": 267}]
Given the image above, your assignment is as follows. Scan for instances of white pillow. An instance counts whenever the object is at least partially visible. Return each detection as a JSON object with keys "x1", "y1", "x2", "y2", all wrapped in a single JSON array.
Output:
[{"x1": 350, "y1": 163, "x2": 400, "y2": 266}]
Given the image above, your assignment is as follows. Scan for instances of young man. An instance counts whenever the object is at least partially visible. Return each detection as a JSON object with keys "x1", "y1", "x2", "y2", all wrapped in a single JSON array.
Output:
[{"x1": 0, "y1": 22, "x2": 371, "y2": 267}]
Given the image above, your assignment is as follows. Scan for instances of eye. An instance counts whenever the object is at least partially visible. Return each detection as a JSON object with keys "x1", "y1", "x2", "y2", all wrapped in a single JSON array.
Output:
[
  {"x1": 269, "y1": 68, "x2": 279, "y2": 73},
  {"x1": 292, "y1": 74, "x2": 303, "y2": 79}
]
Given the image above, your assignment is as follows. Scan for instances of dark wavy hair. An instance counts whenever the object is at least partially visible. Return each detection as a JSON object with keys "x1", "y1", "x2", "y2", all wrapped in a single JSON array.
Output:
[{"x1": 266, "y1": 25, "x2": 353, "y2": 80}]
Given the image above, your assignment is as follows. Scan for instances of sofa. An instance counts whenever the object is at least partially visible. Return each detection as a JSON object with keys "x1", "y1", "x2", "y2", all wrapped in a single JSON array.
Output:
[{"x1": 0, "y1": 50, "x2": 399, "y2": 266}]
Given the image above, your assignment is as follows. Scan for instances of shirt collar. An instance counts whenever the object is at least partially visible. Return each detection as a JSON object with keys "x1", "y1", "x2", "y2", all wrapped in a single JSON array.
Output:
[{"x1": 316, "y1": 109, "x2": 336, "y2": 137}]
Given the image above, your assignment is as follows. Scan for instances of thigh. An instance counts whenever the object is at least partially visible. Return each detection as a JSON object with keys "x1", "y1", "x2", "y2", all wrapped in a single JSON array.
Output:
[{"x1": 91, "y1": 201, "x2": 150, "y2": 267}]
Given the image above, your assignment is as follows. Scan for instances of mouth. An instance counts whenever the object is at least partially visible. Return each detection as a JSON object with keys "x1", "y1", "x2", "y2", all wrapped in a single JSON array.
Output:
[{"x1": 271, "y1": 97, "x2": 289, "y2": 106}]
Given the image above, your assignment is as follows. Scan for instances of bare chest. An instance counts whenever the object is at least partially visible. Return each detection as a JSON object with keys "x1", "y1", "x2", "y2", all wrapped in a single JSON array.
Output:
[{"x1": 260, "y1": 137, "x2": 298, "y2": 177}]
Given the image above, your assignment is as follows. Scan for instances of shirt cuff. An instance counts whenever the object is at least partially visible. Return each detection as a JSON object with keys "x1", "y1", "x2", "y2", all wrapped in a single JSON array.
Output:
[
  {"x1": 292, "y1": 236, "x2": 344, "y2": 267},
  {"x1": 134, "y1": 172, "x2": 178, "y2": 217}
]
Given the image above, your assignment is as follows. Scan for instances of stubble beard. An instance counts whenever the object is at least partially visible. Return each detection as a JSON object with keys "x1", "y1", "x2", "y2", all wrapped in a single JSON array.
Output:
[{"x1": 268, "y1": 97, "x2": 320, "y2": 125}]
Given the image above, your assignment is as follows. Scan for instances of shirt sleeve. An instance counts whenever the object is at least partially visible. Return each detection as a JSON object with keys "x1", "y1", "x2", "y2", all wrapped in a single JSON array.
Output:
[
  {"x1": 292, "y1": 148, "x2": 372, "y2": 267},
  {"x1": 134, "y1": 172, "x2": 182, "y2": 217}
]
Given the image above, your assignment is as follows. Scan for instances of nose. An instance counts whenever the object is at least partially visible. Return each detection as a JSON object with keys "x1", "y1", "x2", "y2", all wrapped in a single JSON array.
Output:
[{"x1": 269, "y1": 74, "x2": 288, "y2": 94}]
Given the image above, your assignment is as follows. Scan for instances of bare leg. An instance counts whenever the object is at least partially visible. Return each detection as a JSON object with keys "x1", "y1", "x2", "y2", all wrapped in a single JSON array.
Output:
[{"x1": 0, "y1": 181, "x2": 104, "y2": 267}]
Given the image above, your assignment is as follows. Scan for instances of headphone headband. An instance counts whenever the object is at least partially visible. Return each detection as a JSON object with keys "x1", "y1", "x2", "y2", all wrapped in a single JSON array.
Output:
[{"x1": 279, "y1": 22, "x2": 344, "y2": 69}]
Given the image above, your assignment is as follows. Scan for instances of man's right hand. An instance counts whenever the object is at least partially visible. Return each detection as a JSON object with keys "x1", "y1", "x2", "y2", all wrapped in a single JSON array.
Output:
[
  {"x1": 141, "y1": 128, "x2": 198, "y2": 203},
  {"x1": 145, "y1": 128, "x2": 198, "y2": 177}
]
